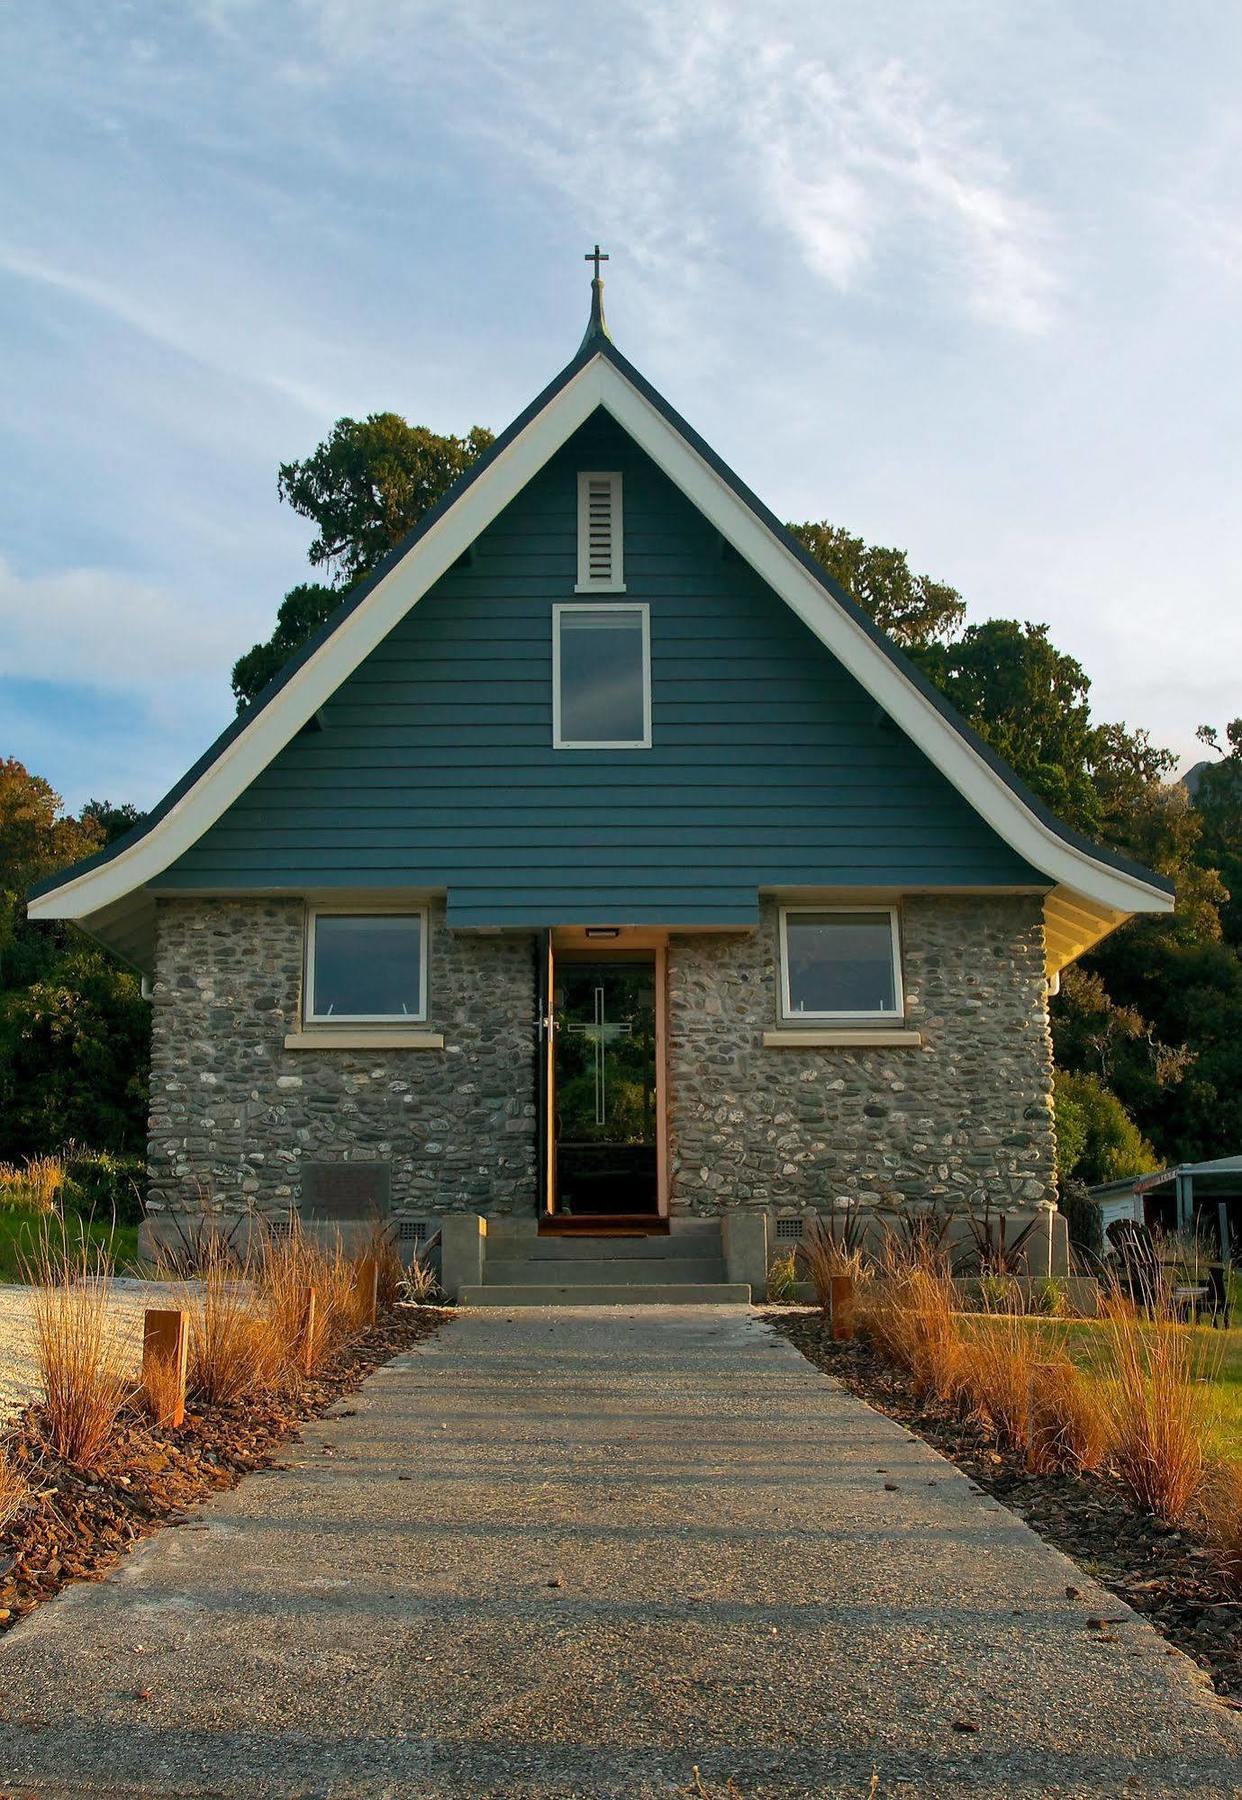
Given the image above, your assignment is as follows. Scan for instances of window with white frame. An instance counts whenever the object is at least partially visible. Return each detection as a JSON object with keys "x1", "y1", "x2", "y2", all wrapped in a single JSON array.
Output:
[
  {"x1": 779, "y1": 907, "x2": 903, "y2": 1020},
  {"x1": 304, "y1": 908, "x2": 428, "y2": 1023},
  {"x1": 575, "y1": 471, "x2": 624, "y2": 591},
  {"x1": 553, "y1": 603, "x2": 651, "y2": 749}
]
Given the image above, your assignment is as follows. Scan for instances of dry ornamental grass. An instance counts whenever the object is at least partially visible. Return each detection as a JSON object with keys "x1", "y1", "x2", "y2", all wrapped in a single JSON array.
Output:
[{"x1": 28, "y1": 1236, "x2": 129, "y2": 1468}]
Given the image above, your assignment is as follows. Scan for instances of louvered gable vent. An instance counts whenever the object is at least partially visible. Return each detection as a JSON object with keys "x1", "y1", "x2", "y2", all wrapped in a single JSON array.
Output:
[{"x1": 575, "y1": 470, "x2": 624, "y2": 591}]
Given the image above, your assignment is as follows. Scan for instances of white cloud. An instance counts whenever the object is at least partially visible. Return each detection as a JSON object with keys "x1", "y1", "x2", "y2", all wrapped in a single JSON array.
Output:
[{"x1": 0, "y1": 557, "x2": 240, "y2": 697}]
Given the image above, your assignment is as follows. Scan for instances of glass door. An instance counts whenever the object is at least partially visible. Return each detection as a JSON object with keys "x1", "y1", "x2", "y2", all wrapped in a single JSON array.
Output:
[{"x1": 552, "y1": 955, "x2": 659, "y2": 1216}]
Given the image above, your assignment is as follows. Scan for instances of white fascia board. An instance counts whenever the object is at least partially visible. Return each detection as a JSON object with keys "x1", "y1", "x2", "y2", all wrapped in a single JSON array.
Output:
[
  {"x1": 29, "y1": 359, "x2": 610, "y2": 922},
  {"x1": 593, "y1": 366, "x2": 1173, "y2": 921}
]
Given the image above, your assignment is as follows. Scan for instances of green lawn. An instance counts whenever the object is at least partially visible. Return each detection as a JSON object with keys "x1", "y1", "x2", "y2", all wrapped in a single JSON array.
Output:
[{"x1": 0, "y1": 1206, "x2": 141, "y2": 1283}]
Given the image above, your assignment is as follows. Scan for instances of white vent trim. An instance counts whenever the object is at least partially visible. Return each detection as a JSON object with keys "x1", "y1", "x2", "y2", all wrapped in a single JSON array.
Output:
[{"x1": 575, "y1": 470, "x2": 625, "y2": 592}]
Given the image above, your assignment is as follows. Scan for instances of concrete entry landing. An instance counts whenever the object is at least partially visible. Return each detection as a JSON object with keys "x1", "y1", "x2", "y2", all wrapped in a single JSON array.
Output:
[
  {"x1": 0, "y1": 1307, "x2": 1238, "y2": 1798},
  {"x1": 452, "y1": 1212, "x2": 766, "y2": 1304}
]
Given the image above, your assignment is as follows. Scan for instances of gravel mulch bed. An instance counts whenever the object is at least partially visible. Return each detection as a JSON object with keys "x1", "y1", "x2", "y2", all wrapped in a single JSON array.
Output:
[
  {"x1": 0, "y1": 1304, "x2": 450, "y2": 1636},
  {"x1": 769, "y1": 1308, "x2": 1242, "y2": 1705}
]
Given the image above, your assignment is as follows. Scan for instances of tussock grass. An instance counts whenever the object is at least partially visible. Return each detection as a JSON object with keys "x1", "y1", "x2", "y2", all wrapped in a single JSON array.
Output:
[
  {"x1": 0, "y1": 1450, "x2": 30, "y2": 1532},
  {"x1": 27, "y1": 1235, "x2": 129, "y2": 1467},
  {"x1": 1026, "y1": 1357, "x2": 1108, "y2": 1475},
  {"x1": 1100, "y1": 1286, "x2": 1222, "y2": 1523},
  {"x1": 0, "y1": 1155, "x2": 65, "y2": 1215},
  {"x1": 1202, "y1": 1461, "x2": 1242, "y2": 1592},
  {"x1": 355, "y1": 1220, "x2": 404, "y2": 1311},
  {"x1": 188, "y1": 1250, "x2": 276, "y2": 1406},
  {"x1": 798, "y1": 1214, "x2": 870, "y2": 1311}
]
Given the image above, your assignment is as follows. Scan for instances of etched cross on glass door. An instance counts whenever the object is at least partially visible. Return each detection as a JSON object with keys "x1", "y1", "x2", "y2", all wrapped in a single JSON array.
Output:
[{"x1": 565, "y1": 984, "x2": 632, "y2": 1125}]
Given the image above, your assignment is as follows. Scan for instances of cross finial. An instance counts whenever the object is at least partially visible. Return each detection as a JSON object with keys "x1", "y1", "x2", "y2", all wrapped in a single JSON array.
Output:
[{"x1": 580, "y1": 244, "x2": 612, "y2": 347}]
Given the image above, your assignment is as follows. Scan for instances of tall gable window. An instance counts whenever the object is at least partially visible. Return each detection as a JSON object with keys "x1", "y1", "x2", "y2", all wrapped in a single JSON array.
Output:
[
  {"x1": 779, "y1": 906, "x2": 903, "y2": 1020},
  {"x1": 575, "y1": 471, "x2": 624, "y2": 592},
  {"x1": 553, "y1": 603, "x2": 651, "y2": 749},
  {"x1": 305, "y1": 908, "x2": 427, "y2": 1023}
]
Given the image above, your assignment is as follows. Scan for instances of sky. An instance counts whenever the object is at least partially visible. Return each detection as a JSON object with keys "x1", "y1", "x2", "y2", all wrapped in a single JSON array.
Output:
[{"x1": 1, "y1": 1, "x2": 1239, "y2": 812}]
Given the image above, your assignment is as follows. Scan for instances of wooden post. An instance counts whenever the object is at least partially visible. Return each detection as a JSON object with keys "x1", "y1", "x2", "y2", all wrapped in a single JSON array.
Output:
[
  {"x1": 142, "y1": 1308, "x2": 188, "y2": 1429},
  {"x1": 830, "y1": 1275, "x2": 855, "y2": 1342},
  {"x1": 355, "y1": 1255, "x2": 379, "y2": 1329},
  {"x1": 301, "y1": 1286, "x2": 318, "y2": 1378}
]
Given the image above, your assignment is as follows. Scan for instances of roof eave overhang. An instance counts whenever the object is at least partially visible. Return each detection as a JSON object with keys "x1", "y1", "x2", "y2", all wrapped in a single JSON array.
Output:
[{"x1": 29, "y1": 342, "x2": 1173, "y2": 970}]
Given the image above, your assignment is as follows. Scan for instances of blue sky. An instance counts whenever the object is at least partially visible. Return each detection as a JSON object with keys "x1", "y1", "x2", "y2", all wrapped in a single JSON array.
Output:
[{"x1": 1, "y1": 2, "x2": 1239, "y2": 811}]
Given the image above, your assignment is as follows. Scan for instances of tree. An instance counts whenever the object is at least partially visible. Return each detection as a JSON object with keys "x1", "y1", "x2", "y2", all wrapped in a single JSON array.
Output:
[
  {"x1": 277, "y1": 413, "x2": 495, "y2": 587},
  {"x1": 232, "y1": 414, "x2": 495, "y2": 708},
  {"x1": 1052, "y1": 1069, "x2": 1155, "y2": 1185},
  {"x1": 231, "y1": 583, "x2": 338, "y2": 708},
  {"x1": 0, "y1": 759, "x2": 149, "y2": 1160},
  {"x1": 0, "y1": 758, "x2": 102, "y2": 964},
  {"x1": 788, "y1": 522, "x2": 966, "y2": 647},
  {"x1": 1194, "y1": 719, "x2": 1242, "y2": 944}
]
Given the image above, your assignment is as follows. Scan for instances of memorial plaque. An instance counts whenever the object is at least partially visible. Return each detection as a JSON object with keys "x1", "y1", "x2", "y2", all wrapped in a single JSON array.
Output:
[{"x1": 299, "y1": 1161, "x2": 391, "y2": 1222}]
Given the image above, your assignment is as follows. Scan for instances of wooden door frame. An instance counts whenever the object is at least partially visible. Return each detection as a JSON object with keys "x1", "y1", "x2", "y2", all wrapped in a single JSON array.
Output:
[{"x1": 546, "y1": 928, "x2": 669, "y2": 1220}]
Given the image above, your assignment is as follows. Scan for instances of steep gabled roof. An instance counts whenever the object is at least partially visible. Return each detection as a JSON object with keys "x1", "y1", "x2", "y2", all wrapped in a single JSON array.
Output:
[{"x1": 29, "y1": 312, "x2": 1172, "y2": 972}]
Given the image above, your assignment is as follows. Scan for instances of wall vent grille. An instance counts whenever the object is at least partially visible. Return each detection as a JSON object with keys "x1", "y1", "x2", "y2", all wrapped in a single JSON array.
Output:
[
  {"x1": 576, "y1": 471, "x2": 624, "y2": 590},
  {"x1": 397, "y1": 1219, "x2": 430, "y2": 1243},
  {"x1": 774, "y1": 1217, "x2": 805, "y2": 1241}
]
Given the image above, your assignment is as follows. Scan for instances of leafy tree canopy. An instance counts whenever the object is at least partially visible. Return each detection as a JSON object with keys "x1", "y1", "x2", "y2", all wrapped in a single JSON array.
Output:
[
  {"x1": 232, "y1": 414, "x2": 494, "y2": 709},
  {"x1": 0, "y1": 759, "x2": 150, "y2": 1160},
  {"x1": 278, "y1": 414, "x2": 495, "y2": 586},
  {"x1": 788, "y1": 521, "x2": 966, "y2": 647},
  {"x1": 1053, "y1": 1068, "x2": 1155, "y2": 1185}
]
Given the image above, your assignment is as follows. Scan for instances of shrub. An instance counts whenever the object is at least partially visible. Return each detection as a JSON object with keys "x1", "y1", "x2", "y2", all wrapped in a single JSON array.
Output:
[
  {"x1": 1058, "y1": 1177, "x2": 1103, "y2": 1260},
  {"x1": 1030, "y1": 1276, "x2": 1069, "y2": 1317},
  {"x1": 62, "y1": 1146, "x2": 146, "y2": 1227},
  {"x1": 765, "y1": 1250, "x2": 799, "y2": 1304},
  {"x1": 1100, "y1": 1286, "x2": 1222, "y2": 1522},
  {"x1": 28, "y1": 1234, "x2": 129, "y2": 1467},
  {"x1": 399, "y1": 1243, "x2": 442, "y2": 1306}
]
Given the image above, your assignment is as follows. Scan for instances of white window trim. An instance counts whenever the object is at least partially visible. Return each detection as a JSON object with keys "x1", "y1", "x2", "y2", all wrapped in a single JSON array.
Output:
[
  {"x1": 778, "y1": 904, "x2": 905, "y2": 1023},
  {"x1": 552, "y1": 601, "x2": 652, "y2": 750},
  {"x1": 575, "y1": 469, "x2": 625, "y2": 592},
  {"x1": 303, "y1": 903, "x2": 430, "y2": 1026}
]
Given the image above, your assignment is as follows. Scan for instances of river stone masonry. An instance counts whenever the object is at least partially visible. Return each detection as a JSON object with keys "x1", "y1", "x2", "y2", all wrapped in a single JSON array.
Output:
[
  {"x1": 665, "y1": 895, "x2": 1057, "y2": 1216},
  {"x1": 146, "y1": 897, "x2": 536, "y2": 1224}
]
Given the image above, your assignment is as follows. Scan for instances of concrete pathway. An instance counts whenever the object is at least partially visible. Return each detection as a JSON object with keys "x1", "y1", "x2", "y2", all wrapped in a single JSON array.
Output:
[{"x1": 0, "y1": 1306, "x2": 1238, "y2": 1799}]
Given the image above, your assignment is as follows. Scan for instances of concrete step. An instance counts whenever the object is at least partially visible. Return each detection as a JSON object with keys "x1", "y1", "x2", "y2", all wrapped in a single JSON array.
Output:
[
  {"x1": 459, "y1": 1283, "x2": 752, "y2": 1308},
  {"x1": 483, "y1": 1256, "x2": 727, "y2": 1286},
  {"x1": 520, "y1": 1226, "x2": 723, "y2": 1260}
]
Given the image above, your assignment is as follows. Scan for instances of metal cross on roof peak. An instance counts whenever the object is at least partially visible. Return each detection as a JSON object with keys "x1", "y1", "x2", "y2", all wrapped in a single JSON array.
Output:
[{"x1": 585, "y1": 243, "x2": 609, "y2": 280}]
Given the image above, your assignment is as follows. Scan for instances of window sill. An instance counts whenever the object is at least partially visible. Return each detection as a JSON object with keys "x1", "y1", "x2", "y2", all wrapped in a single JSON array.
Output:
[
  {"x1": 762, "y1": 1027, "x2": 923, "y2": 1049},
  {"x1": 284, "y1": 1029, "x2": 444, "y2": 1051}
]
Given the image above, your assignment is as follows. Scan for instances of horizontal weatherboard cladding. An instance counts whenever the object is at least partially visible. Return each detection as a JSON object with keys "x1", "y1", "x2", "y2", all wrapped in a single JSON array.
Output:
[{"x1": 158, "y1": 412, "x2": 1044, "y2": 921}]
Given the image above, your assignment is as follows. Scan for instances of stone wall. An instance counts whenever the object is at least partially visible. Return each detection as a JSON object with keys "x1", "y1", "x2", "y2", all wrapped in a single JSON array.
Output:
[
  {"x1": 665, "y1": 895, "x2": 1057, "y2": 1217},
  {"x1": 148, "y1": 891, "x2": 1057, "y2": 1236},
  {"x1": 147, "y1": 898, "x2": 536, "y2": 1226}
]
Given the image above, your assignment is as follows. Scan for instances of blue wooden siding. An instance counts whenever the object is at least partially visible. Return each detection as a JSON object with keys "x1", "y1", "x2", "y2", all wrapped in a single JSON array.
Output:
[{"x1": 156, "y1": 412, "x2": 1044, "y2": 924}]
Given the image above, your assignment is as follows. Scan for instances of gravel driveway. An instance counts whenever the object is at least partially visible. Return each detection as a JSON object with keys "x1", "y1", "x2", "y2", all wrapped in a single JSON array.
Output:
[
  {"x1": 0, "y1": 1280, "x2": 186, "y2": 1422},
  {"x1": 0, "y1": 1303, "x2": 1239, "y2": 1797}
]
